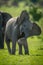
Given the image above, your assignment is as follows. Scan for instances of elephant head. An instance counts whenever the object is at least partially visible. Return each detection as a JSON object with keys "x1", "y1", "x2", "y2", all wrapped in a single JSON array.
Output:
[
  {"x1": 20, "y1": 22, "x2": 41, "y2": 38},
  {"x1": 19, "y1": 10, "x2": 41, "y2": 38}
]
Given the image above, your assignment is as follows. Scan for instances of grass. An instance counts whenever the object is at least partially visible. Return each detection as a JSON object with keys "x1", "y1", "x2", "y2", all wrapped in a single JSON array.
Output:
[
  {"x1": 0, "y1": 55, "x2": 43, "y2": 65},
  {"x1": 0, "y1": 2, "x2": 43, "y2": 65},
  {"x1": 0, "y1": 37, "x2": 43, "y2": 65}
]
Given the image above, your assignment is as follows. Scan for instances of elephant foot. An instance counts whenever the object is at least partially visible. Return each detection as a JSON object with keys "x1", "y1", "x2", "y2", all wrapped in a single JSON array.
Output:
[
  {"x1": 11, "y1": 50, "x2": 16, "y2": 55},
  {"x1": 25, "y1": 50, "x2": 29, "y2": 55},
  {"x1": 0, "y1": 44, "x2": 4, "y2": 49},
  {"x1": 19, "y1": 50, "x2": 23, "y2": 55},
  {"x1": 0, "y1": 47, "x2": 4, "y2": 49},
  {"x1": 11, "y1": 52, "x2": 15, "y2": 55},
  {"x1": 8, "y1": 50, "x2": 11, "y2": 54},
  {"x1": 25, "y1": 52, "x2": 29, "y2": 55},
  {"x1": 19, "y1": 53, "x2": 23, "y2": 55},
  {"x1": 10, "y1": 52, "x2": 15, "y2": 55}
]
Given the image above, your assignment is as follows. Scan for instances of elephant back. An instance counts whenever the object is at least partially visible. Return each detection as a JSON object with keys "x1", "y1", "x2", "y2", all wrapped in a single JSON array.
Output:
[{"x1": 2, "y1": 12, "x2": 12, "y2": 26}]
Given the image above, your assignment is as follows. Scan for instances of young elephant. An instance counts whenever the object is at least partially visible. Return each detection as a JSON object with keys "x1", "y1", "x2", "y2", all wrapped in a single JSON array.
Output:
[
  {"x1": 5, "y1": 10, "x2": 32, "y2": 54},
  {"x1": 5, "y1": 10, "x2": 41, "y2": 55},
  {"x1": 17, "y1": 22, "x2": 41, "y2": 55}
]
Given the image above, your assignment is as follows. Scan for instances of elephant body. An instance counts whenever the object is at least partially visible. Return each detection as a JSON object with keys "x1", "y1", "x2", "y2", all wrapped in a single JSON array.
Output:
[
  {"x1": 5, "y1": 10, "x2": 41, "y2": 55},
  {"x1": 0, "y1": 11, "x2": 12, "y2": 49}
]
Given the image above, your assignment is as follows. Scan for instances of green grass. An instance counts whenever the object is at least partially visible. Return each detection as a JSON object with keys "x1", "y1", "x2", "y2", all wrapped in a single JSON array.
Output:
[
  {"x1": 0, "y1": 37, "x2": 43, "y2": 65},
  {"x1": 0, "y1": 54, "x2": 43, "y2": 65},
  {"x1": 0, "y1": 2, "x2": 43, "y2": 65}
]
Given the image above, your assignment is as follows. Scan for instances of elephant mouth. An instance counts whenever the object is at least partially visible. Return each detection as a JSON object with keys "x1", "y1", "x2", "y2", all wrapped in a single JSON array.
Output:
[
  {"x1": 18, "y1": 32, "x2": 25, "y2": 39},
  {"x1": 20, "y1": 32, "x2": 25, "y2": 38}
]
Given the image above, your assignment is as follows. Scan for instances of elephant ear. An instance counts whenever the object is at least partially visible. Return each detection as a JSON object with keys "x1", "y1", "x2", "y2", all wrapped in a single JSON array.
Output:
[
  {"x1": 32, "y1": 23, "x2": 41, "y2": 35},
  {"x1": 19, "y1": 10, "x2": 29, "y2": 25}
]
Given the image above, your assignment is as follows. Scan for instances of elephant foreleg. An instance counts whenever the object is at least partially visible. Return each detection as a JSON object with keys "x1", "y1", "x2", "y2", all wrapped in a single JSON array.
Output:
[
  {"x1": 11, "y1": 32, "x2": 18, "y2": 55},
  {"x1": 11, "y1": 41, "x2": 16, "y2": 55},
  {"x1": 18, "y1": 38, "x2": 29, "y2": 55},
  {"x1": 23, "y1": 41, "x2": 29, "y2": 55}
]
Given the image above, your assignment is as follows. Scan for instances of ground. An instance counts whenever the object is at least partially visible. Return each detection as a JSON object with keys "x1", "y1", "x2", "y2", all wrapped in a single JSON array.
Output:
[{"x1": 0, "y1": 37, "x2": 43, "y2": 65}]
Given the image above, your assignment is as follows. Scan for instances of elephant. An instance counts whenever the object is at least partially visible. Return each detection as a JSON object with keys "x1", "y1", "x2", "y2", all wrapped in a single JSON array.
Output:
[
  {"x1": 5, "y1": 10, "x2": 41, "y2": 55},
  {"x1": 0, "y1": 11, "x2": 12, "y2": 49}
]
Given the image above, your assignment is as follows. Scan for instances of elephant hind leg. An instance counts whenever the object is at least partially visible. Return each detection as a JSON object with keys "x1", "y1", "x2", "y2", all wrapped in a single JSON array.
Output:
[{"x1": 5, "y1": 37, "x2": 11, "y2": 54}]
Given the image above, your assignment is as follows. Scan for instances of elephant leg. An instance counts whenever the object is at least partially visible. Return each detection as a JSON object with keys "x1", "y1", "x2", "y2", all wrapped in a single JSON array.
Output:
[
  {"x1": 0, "y1": 31, "x2": 4, "y2": 49},
  {"x1": 5, "y1": 36, "x2": 11, "y2": 54},
  {"x1": 18, "y1": 43, "x2": 23, "y2": 55},
  {"x1": 23, "y1": 39, "x2": 29, "y2": 55},
  {"x1": 2, "y1": 34, "x2": 4, "y2": 49},
  {"x1": 11, "y1": 33, "x2": 18, "y2": 55},
  {"x1": 18, "y1": 38, "x2": 29, "y2": 55},
  {"x1": 6, "y1": 40, "x2": 11, "y2": 54},
  {"x1": 11, "y1": 41, "x2": 16, "y2": 55}
]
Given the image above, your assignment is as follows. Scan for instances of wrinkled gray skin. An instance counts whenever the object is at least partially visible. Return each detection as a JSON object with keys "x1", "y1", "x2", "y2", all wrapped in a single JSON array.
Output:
[
  {"x1": 0, "y1": 11, "x2": 12, "y2": 49},
  {"x1": 5, "y1": 10, "x2": 41, "y2": 55}
]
